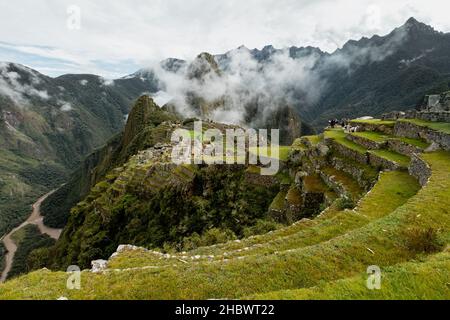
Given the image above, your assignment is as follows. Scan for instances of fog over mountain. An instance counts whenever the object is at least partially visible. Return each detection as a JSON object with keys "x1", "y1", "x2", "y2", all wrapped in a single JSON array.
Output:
[{"x1": 129, "y1": 18, "x2": 450, "y2": 128}]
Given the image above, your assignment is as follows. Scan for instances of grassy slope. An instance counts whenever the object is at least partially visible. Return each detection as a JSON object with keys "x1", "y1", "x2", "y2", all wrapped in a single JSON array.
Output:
[
  {"x1": 369, "y1": 150, "x2": 411, "y2": 167},
  {"x1": 250, "y1": 249, "x2": 450, "y2": 300},
  {"x1": 5, "y1": 149, "x2": 449, "y2": 299},
  {"x1": 106, "y1": 171, "x2": 418, "y2": 268},
  {"x1": 324, "y1": 130, "x2": 367, "y2": 154},
  {"x1": 349, "y1": 119, "x2": 396, "y2": 126}
]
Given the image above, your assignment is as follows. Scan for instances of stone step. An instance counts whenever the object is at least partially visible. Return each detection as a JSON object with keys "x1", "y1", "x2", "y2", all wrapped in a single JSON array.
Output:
[
  {"x1": 386, "y1": 137, "x2": 428, "y2": 156},
  {"x1": 329, "y1": 156, "x2": 379, "y2": 191},
  {"x1": 367, "y1": 149, "x2": 410, "y2": 170},
  {"x1": 319, "y1": 167, "x2": 364, "y2": 200}
]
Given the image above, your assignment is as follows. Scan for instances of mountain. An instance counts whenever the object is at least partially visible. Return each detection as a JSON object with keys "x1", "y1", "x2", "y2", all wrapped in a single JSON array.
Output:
[
  {"x1": 305, "y1": 17, "x2": 450, "y2": 126},
  {"x1": 36, "y1": 96, "x2": 294, "y2": 270},
  {"x1": 0, "y1": 62, "x2": 159, "y2": 239}
]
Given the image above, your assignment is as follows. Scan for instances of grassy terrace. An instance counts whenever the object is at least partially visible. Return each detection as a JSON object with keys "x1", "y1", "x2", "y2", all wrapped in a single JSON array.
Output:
[
  {"x1": 0, "y1": 153, "x2": 434, "y2": 299},
  {"x1": 369, "y1": 149, "x2": 410, "y2": 167},
  {"x1": 248, "y1": 146, "x2": 291, "y2": 161},
  {"x1": 396, "y1": 137, "x2": 429, "y2": 149},
  {"x1": 331, "y1": 154, "x2": 379, "y2": 183},
  {"x1": 349, "y1": 119, "x2": 396, "y2": 126},
  {"x1": 400, "y1": 119, "x2": 450, "y2": 135},
  {"x1": 250, "y1": 249, "x2": 450, "y2": 300},
  {"x1": 324, "y1": 129, "x2": 367, "y2": 154},
  {"x1": 321, "y1": 167, "x2": 364, "y2": 199},
  {"x1": 303, "y1": 135, "x2": 323, "y2": 146},
  {"x1": 350, "y1": 131, "x2": 390, "y2": 143},
  {"x1": 269, "y1": 190, "x2": 287, "y2": 211},
  {"x1": 286, "y1": 187, "x2": 302, "y2": 206},
  {"x1": 302, "y1": 174, "x2": 330, "y2": 193},
  {"x1": 103, "y1": 171, "x2": 419, "y2": 266}
]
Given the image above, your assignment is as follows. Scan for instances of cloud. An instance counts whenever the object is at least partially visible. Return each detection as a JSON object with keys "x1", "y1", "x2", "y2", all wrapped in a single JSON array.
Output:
[
  {"x1": 0, "y1": 62, "x2": 50, "y2": 105},
  {"x1": 0, "y1": 0, "x2": 449, "y2": 77},
  {"x1": 152, "y1": 48, "x2": 325, "y2": 125}
]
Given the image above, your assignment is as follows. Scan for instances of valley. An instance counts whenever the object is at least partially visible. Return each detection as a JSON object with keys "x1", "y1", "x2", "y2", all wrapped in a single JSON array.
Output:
[
  {"x1": 0, "y1": 16, "x2": 449, "y2": 300},
  {"x1": 0, "y1": 189, "x2": 60, "y2": 282}
]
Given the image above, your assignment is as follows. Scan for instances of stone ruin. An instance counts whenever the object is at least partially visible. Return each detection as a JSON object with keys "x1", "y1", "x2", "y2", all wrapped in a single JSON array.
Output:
[
  {"x1": 420, "y1": 92, "x2": 450, "y2": 112},
  {"x1": 381, "y1": 91, "x2": 450, "y2": 123}
]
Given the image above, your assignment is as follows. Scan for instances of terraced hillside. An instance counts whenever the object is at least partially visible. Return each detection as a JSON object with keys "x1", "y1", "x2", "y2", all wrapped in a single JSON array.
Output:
[{"x1": 0, "y1": 116, "x2": 449, "y2": 300}]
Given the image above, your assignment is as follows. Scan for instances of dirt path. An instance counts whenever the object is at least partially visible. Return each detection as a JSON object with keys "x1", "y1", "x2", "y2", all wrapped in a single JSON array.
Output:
[{"x1": 0, "y1": 190, "x2": 62, "y2": 282}]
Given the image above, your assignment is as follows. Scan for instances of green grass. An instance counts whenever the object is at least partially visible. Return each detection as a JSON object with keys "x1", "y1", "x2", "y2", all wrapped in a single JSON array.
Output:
[
  {"x1": 350, "y1": 131, "x2": 390, "y2": 143},
  {"x1": 350, "y1": 119, "x2": 396, "y2": 126},
  {"x1": 370, "y1": 149, "x2": 410, "y2": 167},
  {"x1": 249, "y1": 146, "x2": 291, "y2": 161},
  {"x1": 324, "y1": 129, "x2": 367, "y2": 154},
  {"x1": 303, "y1": 135, "x2": 322, "y2": 146},
  {"x1": 321, "y1": 167, "x2": 364, "y2": 199},
  {"x1": 250, "y1": 250, "x2": 450, "y2": 300},
  {"x1": 303, "y1": 174, "x2": 330, "y2": 193},
  {"x1": 0, "y1": 144, "x2": 448, "y2": 300},
  {"x1": 291, "y1": 138, "x2": 306, "y2": 151},
  {"x1": 104, "y1": 170, "x2": 418, "y2": 267},
  {"x1": 400, "y1": 119, "x2": 450, "y2": 135},
  {"x1": 269, "y1": 190, "x2": 287, "y2": 211},
  {"x1": 396, "y1": 137, "x2": 429, "y2": 149},
  {"x1": 286, "y1": 187, "x2": 302, "y2": 206}
]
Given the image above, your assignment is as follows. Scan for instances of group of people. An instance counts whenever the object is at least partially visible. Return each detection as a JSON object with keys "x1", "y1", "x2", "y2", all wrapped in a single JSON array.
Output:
[{"x1": 327, "y1": 118, "x2": 360, "y2": 132}]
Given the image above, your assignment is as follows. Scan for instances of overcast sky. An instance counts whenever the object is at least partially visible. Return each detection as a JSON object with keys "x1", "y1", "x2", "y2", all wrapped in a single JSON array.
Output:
[{"x1": 0, "y1": 0, "x2": 449, "y2": 78}]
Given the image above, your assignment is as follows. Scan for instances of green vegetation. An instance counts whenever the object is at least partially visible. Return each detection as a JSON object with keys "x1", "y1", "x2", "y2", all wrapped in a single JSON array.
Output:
[
  {"x1": 396, "y1": 137, "x2": 429, "y2": 149},
  {"x1": 291, "y1": 138, "x2": 306, "y2": 151},
  {"x1": 324, "y1": 129, "x2": 367, "y2": 154},
  {"x1": 1, "y1": 107, "x2": 449, "y2": 300},
  {"x1": 400, "y1": 119, "x2": 450, "y2": 135},
  {"x1": 350, "y1": 131, "x2": 390, "y2": 143},
  {"x1": 0, "y1": 242, "x2": 5, "y2": 275},
  {"x1": 250, "y1": 250, "x2": 450, "y2": 300},
  {"x1": 321, "y1": 167, "x2": 364, "y2": 200},
  {"x1": 303, "y1": 135, "x2": 322, "y2": 146},
  {"x1": 7, "y1": 224, "x2": 55, "y2": 280},
  {"x1": 248, "y1": 146, "x2": 291, "y2": 161},
  {"x1": 370, "y1": 149, "x2": 411, "y2": 167},
  {"x1": 350, "y1": 119, "x2": 396, "y2": 126}
]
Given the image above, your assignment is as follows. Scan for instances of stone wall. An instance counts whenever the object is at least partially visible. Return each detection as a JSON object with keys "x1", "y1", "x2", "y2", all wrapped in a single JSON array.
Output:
[
  {"x1": 387, "y1": 139, "x2": 423, "y2": 156},
  {"x1": 394, "y1": 121, "x2": 450, "y2": 151},
  {"x1": 346, "y1": 134, "x2": 385, "y2": 150},
  {"x1": 326, "y1": 139, "x2": 368, "y2": 165},
  {"x1": 408, "y1": 154, "x2": 431, "y2": 187},
  {"x1": 368, "y1": 152, "x2": 401, "y2": 171},
  {"x1": 331, "y1": 157, "x2": 375, "y2": 191},
  {"x1": 382, "y1": 110, "x2": 450, "y2": 123},
  {"x1": 318, "y1": 171, "x2": 347, "y2": 197},
  {"x1": 351, "y1": 122, "x2": 394, "y2": 135}
]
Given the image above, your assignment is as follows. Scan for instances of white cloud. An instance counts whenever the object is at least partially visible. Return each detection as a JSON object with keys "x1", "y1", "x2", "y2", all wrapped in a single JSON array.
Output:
[
  {"x1": 0, "y1": 62, "x2": 50, "y2": 105},
  {"x1": 0, "y1": 0, "x2": 448, "y2": 77}
]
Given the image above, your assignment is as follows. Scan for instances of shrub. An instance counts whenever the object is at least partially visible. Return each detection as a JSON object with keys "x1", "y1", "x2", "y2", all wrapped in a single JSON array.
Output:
[
  {"x1": 182, "y1": 228, "x2": 236, "y2": 251},
  {"x1": 404, "y1": 227, "x2": 444, "y2": 254},
  {"x1": 243, "y1": 219, "x2": 281, "y2": 238},
  {"x1": 335, "y1": 195, "x2": 355, "y2": 210}
]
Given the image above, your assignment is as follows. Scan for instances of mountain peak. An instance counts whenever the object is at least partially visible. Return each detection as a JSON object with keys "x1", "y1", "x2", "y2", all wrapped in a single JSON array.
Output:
[
  {"x1": 405, "y1": 17, "x2": 420, "y2": 25},
  {"x1": 401, "y1": 17, "x2": 437, "y2": 35}
]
